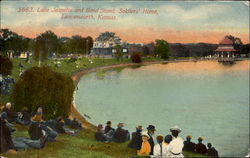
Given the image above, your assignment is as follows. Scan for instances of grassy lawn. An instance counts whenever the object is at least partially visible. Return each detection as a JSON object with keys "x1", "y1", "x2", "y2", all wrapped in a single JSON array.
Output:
[{"x1": 1, "y1": 56, "x2": 207, "y2": 158}]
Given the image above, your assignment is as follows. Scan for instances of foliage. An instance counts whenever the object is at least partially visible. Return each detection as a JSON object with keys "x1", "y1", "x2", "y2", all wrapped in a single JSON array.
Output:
[
  {"x1": 0, "y1": 28, "x2": 30, "y2": 55},
  {"x1": 115, "y1": 45, "x2": 123, "y2": 61},
  {"x1": 155, "y1": 39, "x2": 170, "y2": 59},
  {"x1": 34, "y1": 30, "x2": 58, "y2": 61},
  {"x1": 0, "y1": 54, "x2": 13, "y2": 76},
  {"x1": 131, "y1": 52, "x2": 142, "y2": 63},
  {"x1": 12, "y1": 66, "x2": 75, "y2": 119}
]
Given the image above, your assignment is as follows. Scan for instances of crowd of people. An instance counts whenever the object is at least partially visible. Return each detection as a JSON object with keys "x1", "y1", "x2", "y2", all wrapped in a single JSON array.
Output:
[
  {"x1": 0, "y1": 102, "x2": 219, "y2": 157},
  {"x1": 0, "y1": 102, "x2": 83, "y2": 154},
  {"x1": 95, "y1": 121, "x2": 219, "y2": 158}
]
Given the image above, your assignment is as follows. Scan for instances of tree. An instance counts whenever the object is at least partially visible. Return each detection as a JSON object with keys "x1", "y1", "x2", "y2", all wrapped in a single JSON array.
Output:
[
  {"x1": 0, "y1": 28, "x2": 30, "y2": 56},
  {"x1": 12, "y1": 66, "x2": 75, "y2": 119},
  {"x1": 0, "y1": 54, "x2": 13, "y2": 76},
  {"x1": 155, "y1": 39, "x2": 169, "y2": 59},
  {"x1": 115, "y1": 45, "x2": 123, "y2": 61},
  {"x1": 86, "y1": 36, "x2": 93, "y2": 54},
  {"x1": 34, "y1": 30, "x2": 59, "y2": 61}
]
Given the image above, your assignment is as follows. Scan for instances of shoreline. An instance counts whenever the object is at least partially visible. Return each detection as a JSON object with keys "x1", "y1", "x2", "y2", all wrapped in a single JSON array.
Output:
[{"x1": 69, "y1": 58, "x2": 248, "y2": 131}]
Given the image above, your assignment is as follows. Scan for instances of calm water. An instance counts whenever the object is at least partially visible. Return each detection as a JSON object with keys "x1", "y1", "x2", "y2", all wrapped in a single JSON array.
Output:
[{"x1": 75, "y1": 60, "x2": 249, "y2": 157}]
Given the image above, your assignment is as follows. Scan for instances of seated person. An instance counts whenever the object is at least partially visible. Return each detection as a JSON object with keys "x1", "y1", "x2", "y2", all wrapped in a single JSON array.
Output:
[
  {"x1": 16, "y1": 107, "x2": 31, "y2": 126},
  {"x1": 54, "y1": 117, "x2": 79, "y2": 135},
  {"x1": 64, "y1": 117, "x2": 83, "y2": 130},
  {"x1": 2, "y1": 102, "x2": 18, "y2": 123},
  {"x1": 30, "y1": 114, "x2": 58, "y2": 142},
  {"x1": 31, "y1": 107, "x2": 44, "y2": 122},
  {"x1": 104, "y1": 121, "x2": 114, "y2": 134},
  {"x1": 183, "y1": 135, "x2": 195, "y2": 152},
  {"x1": 137, "y1": 132, "x2": 151, "y2": 156},
  {"x1": 206, "y1": 143, "x2": 219, "y2": 157},
  {"x1": 195, "y1": 136, "x2": 207, "y2": 155},
  {"x1": 128, "y1": 125, "x2": 143, "y2": 150},
  {"x1": 95, "y1": 124, "x2": 106, "y2": 142},
  {"x1": 113, "y1": 123, "x2": 129, "y2": 143},
  {"x1": 0, "y1": 118, "x2": 47, "y2": 154},
  {"x1": 153, "y1": 135, "x2": 168, "y2": 157}
]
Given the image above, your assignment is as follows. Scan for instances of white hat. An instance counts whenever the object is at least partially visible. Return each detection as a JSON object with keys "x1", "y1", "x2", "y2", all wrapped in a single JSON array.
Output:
[
  {"x1": 141, "y1": 131, "x2": 150, "y2": 138},
  {"x1": 170, "y1": 125, "x2": 182, "y2": 133}
]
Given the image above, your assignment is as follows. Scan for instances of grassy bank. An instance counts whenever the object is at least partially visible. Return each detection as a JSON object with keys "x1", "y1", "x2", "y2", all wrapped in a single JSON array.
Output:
[{"x1": 1, "y1": 57, "x2": 208, "y2": 158}]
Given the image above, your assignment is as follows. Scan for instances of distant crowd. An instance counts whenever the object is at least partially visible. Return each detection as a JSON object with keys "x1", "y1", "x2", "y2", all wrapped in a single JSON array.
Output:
[
  {"x1": 0, "y1": 102, "x2": 83, "y2": 154},
  {"x1": 95, "y1": 121, "x2": 219, "y2": 158}
]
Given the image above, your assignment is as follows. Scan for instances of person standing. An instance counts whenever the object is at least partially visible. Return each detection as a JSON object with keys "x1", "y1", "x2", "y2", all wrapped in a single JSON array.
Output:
[
  {"x1": 167, "y1": 125, "x2": 184, "y2": 158},
  {"x1": 153, "y1": 135, "x2": 168, "y2": 158},
  {"x1": 183, "y1": 135, "x2": 195, "y2": 152},
  {"x1": 147, "y1": 125, "x2": 156, "y2": 155},
  {"x1": 137, "y1": 132, "x2": 151, "y2": 156},
  {"x1": 128, "y1": 125, "x2": 143, "y2": 150},
  {"x1": 195, "y1": 136, "x2": 207, "y2": 155}
]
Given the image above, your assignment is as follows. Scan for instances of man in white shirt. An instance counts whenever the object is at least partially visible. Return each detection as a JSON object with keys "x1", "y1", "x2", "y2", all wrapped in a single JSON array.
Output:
[{"x1": 167, "y1": 125, "x2": 184, "y2": 158}]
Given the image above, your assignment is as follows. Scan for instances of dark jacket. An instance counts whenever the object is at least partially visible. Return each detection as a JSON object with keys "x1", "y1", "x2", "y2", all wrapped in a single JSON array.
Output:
[
  {"x1": 2, "y1": 107, "x2": 17, "y2": 122},
  {"x1": 148, "y1": 133, "x2": 154, "y2": 155},
  {"x1": 196, "y1": 143, "x2": 207, "y2": 154},
  {"x1": 55, "y1": 122, "x2": 66, "y2": 134},
  {"x1": 113, "y1": 127, "x2": 128, "y2": 143},
  {"x1": 95, "y1": 130, "x2": 106, "y2": 142},
  {"x1": 104, "y1": 126, "x2": 114, "y2": 134},
  {"x1": 128, "y1": 129, "x2": 142, "y2": 150},
  {"x1": 183, "y1": 140, "x2": 196, "y2": 152},
  {"x1": 28, "y1": 122, "x2": 43, "y2": 140},
  {"x1": 0, "y1": 118, "x2": 15, "y2": 153},
  {"x1": 207, "y1": 147, "x2": 219, "y2": 157}
]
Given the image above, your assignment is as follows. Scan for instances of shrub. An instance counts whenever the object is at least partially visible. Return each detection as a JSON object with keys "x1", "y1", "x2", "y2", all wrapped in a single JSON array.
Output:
[
  {"x1": 12, "y1": 66, "x2": 75, "y2": 119},
  {"x1": 0, "y1": 54, "x2": 13, "y2": 76},
  {"x1": 131, "y1": 52, "x2": 142, "y2": 63}
]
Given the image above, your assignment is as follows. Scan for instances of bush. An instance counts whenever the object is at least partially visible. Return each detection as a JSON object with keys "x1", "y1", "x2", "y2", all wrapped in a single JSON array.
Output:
[
  {"x1": 131, "y1": 52, "x2": 142, "y2": 63},
  {"x1": 0, "y1": 54, "x2": 13, "y2": 76},
  {"x1": 12, "y1": 66, "x2": 75, "y2": 119}
]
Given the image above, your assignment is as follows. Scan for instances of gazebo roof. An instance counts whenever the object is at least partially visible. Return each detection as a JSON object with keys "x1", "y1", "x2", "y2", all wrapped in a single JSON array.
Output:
[{"x1": 219, "y1": 37, "x2": 234, "y2": 45}]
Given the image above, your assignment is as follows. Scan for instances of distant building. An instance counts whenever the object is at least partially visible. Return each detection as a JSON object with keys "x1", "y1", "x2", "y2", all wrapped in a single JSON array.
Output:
[
  {"x1": 91, "y1": 32, "x2": 128, "y2": 58},
  {"x1": 215, "y1": 36, "x2": 237, "y2": 58}
]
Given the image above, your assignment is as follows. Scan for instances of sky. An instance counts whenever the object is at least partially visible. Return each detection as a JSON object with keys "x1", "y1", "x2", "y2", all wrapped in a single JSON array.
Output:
[{"x1": 1, "y1": 0, "x2": 249, "y2": 44}]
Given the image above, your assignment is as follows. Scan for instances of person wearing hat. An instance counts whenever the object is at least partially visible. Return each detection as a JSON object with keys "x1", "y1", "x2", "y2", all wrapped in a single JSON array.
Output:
[
  {"x1": 183, "y1": 135, "x2": 195, "y2": 152},
  {"x1": 137, "y1": 131, "x2": 151, "y2": 156},
  {"x1": 195, "y1": 136, "x2": 207, "y2": 155},
  {"x1": 95, "y1": 124, "x2": 106, "y2": 142},
  {"x1": 147, "y1": 125, "x2": 156, "y2": 155},
  {"x1": 113, "y1": 123, "x2": 129, "y2": 143},
  {"x1": 104, "y1": 121, "x2": 114, "y2": 134},
  {"x1": 128, "y1": 125, "x2": 143, "y2": 150},
  {"x1": 167, "y1": 125, "x2": 184, "y2": 158},
  {"x1": 153, "y1": 135, "x2": 168, "y2": 157}
]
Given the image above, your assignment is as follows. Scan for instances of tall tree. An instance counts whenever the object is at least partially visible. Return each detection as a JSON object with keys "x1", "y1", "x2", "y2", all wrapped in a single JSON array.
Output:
[
  {"x1": 155, "y1": 39, "x2": 169, "y2": 59},
  {"x1": 34, "y1": 30, "x2": 58, "y2": 61}
]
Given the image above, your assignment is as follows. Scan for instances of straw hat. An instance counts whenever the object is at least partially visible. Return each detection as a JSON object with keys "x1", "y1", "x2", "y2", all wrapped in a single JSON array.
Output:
[
  {"x1": 170, "y1": 125, "x2": 182, "y2": 133},
  {"x1": 141, "y1": 131, "x2": 150, "y2": 138}
]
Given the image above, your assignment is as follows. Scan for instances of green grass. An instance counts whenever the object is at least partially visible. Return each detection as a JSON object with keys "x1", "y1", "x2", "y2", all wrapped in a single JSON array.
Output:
[
  {"x1": 1, "y1": 56, "x2": 207, "y2": 158},
  {"x1": 3, "y1": 124, "x2": 207, "y2": 158}
]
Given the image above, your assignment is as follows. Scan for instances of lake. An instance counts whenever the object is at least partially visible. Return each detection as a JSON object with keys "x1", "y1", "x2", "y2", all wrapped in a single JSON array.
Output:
[{"x1": 75, "y1": 60, "x2": 249, "y2": 157}]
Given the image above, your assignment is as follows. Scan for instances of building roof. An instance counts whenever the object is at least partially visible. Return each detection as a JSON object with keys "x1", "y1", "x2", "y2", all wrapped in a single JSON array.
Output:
[
  {"x1": 219, "y1": 37, "x2": 234, "y2": 45},
  {"x1": 215, "y1": 48, "x2": 236, "y2": 52}
]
